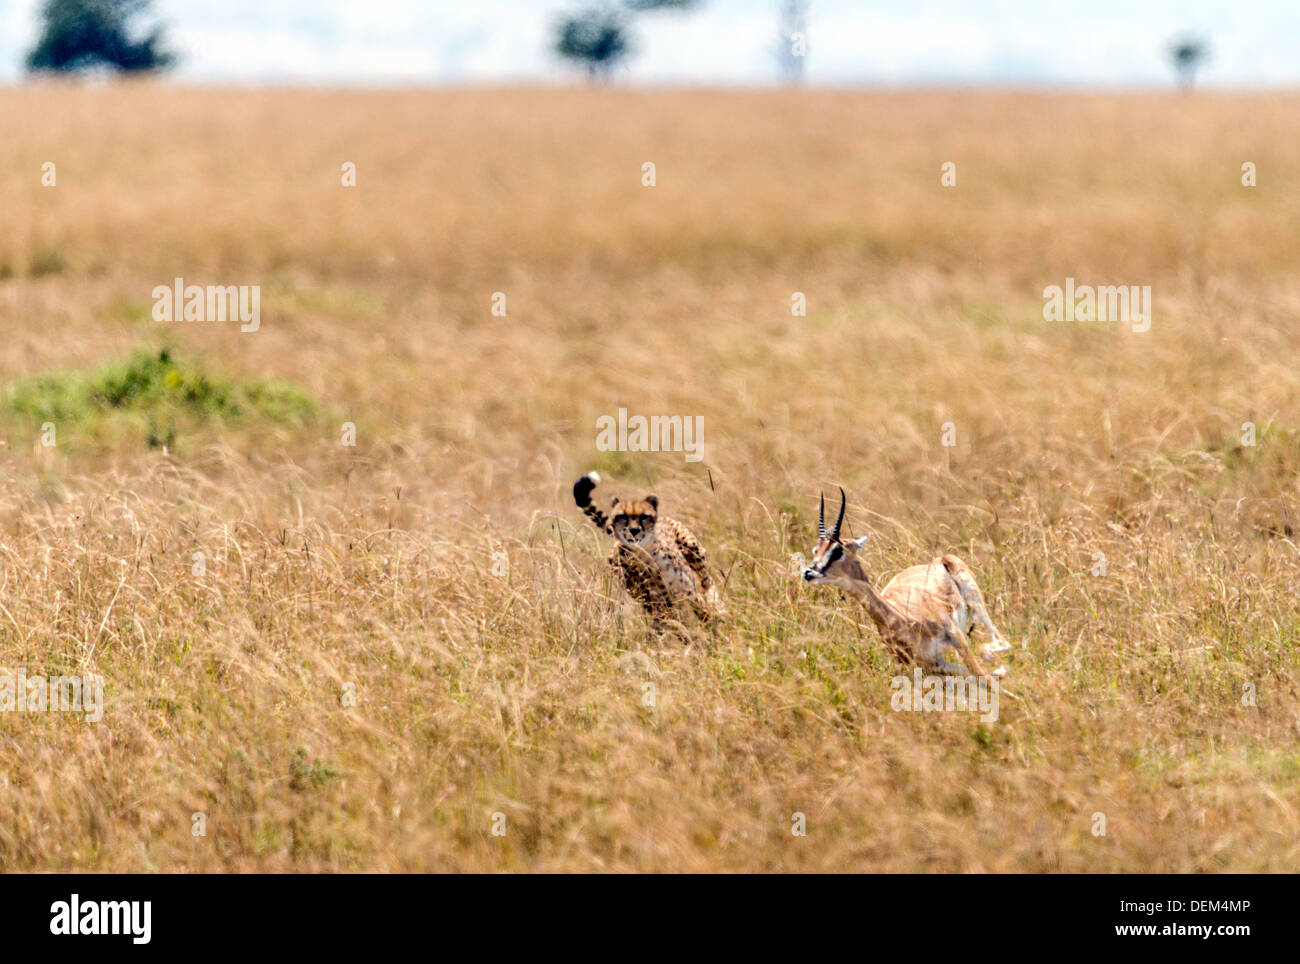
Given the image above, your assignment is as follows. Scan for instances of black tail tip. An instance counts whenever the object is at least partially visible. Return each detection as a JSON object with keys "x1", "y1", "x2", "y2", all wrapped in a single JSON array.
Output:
[{"x1": 573, "y1": 471, "x2": 600, "y2": 505}]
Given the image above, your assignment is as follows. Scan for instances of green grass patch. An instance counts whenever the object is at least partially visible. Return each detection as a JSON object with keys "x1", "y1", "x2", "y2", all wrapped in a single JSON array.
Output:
[
  {"x1": 4, "y1": 347, "x2": 320, "y2": 452},
  {"x1": 28, "y1": 246, "x2": 67, "y2": 278}
]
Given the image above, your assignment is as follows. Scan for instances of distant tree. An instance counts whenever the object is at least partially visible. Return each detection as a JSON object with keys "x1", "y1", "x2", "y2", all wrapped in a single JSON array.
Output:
[
  {"x1": 775, "y1": 0, "x2": 809, "y2": 84},
  {"x1": 555, "y1": 5, "x2": 630, "y2": 82},
  {"x1": 554, "y1": 0, "x2": 702, "y2": 82},
  {"x1": 1168, "y1": 36, "x2": 1208, "y2": 91},
  {"x1": 27, "y1": 0, "x2": 175, "y2": 74}
]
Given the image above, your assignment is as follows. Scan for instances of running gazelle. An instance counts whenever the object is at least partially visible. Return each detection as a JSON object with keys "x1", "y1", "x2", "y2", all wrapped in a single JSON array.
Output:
[{"x1": 802, "y1": 489, "x2": 1011, "y2": 678}]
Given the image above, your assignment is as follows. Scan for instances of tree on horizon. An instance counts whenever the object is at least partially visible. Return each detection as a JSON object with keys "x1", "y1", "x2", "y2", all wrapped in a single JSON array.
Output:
[
  {"x1": 1168, "y1": 36, "x2": 1209, "y2": 91},
  {"x1": 553, "y1": 0, "x2": 703, "y2": 82},
  {"x1": 27, "y1": 0, "x2": 176, "y2": 75}
]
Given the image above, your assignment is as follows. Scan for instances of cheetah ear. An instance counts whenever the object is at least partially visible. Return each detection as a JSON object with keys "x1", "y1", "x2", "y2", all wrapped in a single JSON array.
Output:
[
  {"x1": 645, "y1": 495, "x2": 658, "y2": 511},
  {"x1": 610, "y1": 497, "x2": 620, "y2": 508}
]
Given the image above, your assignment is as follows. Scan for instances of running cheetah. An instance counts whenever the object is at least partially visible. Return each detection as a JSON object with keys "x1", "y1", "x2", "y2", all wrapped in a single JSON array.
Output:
[{"x1": 573, "y1": 472, "x2": 722, "y2": 632}]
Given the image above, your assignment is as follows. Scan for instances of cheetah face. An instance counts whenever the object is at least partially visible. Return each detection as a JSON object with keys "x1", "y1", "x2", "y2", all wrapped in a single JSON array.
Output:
[{"x1": 610, "y1": 496, "x2": 658, "y2": 548}]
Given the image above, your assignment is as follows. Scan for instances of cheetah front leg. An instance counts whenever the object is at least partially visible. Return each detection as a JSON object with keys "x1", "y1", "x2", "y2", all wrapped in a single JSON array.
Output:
[
  {"x1": 677, "y1": 530, "x2": 726, "y2": 622},
  {"x1": 613, "y1": 553, "x2": 679, "y2": 637}
]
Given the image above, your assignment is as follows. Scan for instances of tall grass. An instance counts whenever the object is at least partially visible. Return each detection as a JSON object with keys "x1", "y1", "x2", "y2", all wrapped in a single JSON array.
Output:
[{"x1": 0, "y1": 86, "x2": 1296, "y2": 870}]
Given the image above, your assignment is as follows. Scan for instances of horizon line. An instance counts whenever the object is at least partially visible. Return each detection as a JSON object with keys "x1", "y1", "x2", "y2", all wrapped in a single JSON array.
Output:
[{"x1": 4, "y1": 78, "x2": 1298, "y2": 95}]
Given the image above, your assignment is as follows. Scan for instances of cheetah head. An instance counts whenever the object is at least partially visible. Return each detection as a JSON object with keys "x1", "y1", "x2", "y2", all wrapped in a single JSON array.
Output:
[{"x1": 609, "y1": 495, "x2": 658, "y2": 549}]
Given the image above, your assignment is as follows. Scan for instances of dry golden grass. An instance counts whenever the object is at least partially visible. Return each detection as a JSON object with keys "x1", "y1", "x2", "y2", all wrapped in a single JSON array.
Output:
[{"x1": 0, "y1": 83, "x2": 1299, "y2": 871}]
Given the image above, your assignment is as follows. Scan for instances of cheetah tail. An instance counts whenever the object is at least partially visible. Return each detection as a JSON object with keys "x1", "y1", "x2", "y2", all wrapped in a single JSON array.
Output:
[{"x1": 573, "y1": 471, "x2": 608, "y2": 530}]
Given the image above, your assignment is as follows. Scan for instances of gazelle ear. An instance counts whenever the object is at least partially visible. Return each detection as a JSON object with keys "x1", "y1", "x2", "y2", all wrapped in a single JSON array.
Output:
[
  {"x1": 645, "y1": 495, "x2": 658, "y2": 510},
  {"x1": 845, "y1": 535, "x2": 870, "y2": 554}
]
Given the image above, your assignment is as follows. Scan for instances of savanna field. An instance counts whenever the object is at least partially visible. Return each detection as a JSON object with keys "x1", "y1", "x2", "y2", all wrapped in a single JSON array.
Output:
[{"x1": 0, "y1": 85, "x2": 1298, "y2": 871}]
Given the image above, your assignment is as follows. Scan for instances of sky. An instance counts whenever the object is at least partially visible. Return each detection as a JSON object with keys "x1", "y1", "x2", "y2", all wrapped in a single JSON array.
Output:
[{"x1": 0, "y1": 0, "x2": 1297, "y2": 88}]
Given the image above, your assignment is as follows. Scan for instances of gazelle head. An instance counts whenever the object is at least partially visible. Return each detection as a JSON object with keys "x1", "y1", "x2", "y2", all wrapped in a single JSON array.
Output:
[{"x1": 802, "y1": 488, "x2": 870, "y2": 586}]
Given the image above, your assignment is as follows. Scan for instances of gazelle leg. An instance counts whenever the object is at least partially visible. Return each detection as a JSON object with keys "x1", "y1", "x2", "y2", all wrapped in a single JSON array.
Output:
[
  {"x1": 945, "y1": 561, "x2": 1012, "y2": 655},
  {"x1": 971, "y1": 601, "x2": 1012, "y2": 655},
  {"x1": 917, "y1": 633, "x2": 974, "y2": 677},
  {"x1": 929, "y1": 657, "x2": 969, "y2": 676},
  {"x1": 948, "y1": 623, "x2": 1006, "y2": 679}
]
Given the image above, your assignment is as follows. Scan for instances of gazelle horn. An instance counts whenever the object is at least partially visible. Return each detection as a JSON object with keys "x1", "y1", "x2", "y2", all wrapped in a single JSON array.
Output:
[
  {"x1": 818, "y1": 492, "x2": 826, "y2": 538},
  {"x1": 831, "y1": 487, "x2": 846, "y2": 540}
]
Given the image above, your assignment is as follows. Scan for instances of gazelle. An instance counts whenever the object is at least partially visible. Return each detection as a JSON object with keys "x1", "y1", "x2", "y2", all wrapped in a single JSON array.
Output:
[{"x1": 802, "y1": 489, "x2": 1011, "y2": 679}]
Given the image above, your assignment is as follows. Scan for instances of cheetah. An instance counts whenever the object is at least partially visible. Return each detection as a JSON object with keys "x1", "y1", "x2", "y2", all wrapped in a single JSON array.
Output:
[{"x1": 573, "y1": 472, "x2": 723, "y2": 633}]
